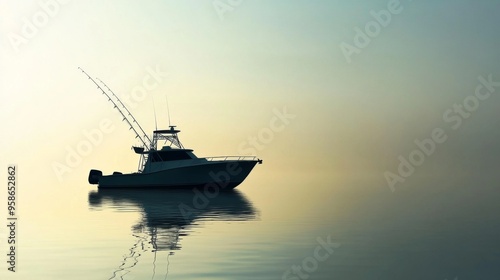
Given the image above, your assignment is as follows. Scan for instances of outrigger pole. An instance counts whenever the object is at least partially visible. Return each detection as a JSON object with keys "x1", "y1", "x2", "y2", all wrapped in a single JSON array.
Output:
[
  {"x1": 78, "y1": 67, "x2": 151, "y2": 149},
  {"x1": 96, "y1": 78, "x2": 152, "y2": 148}
]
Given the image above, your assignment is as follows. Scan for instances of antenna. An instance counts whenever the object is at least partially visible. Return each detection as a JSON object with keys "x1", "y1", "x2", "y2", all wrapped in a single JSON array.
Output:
[
  {"x1": 152, "y1": 98, "x2": 158, "y2": 131},
  {"x1": 165, "y1": 95, "x2": 171, "y2": 127}
]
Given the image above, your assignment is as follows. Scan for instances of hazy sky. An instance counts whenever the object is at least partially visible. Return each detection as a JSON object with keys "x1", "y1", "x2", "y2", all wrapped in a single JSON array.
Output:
[{"x1": 1, "y1": 0, "x2": 500, "y2": 192}]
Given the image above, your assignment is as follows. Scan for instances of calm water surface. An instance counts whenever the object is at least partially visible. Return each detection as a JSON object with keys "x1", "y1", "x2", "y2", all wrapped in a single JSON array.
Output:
[{"x1": 6, "y1": 174, "x2": 500, "y2": 280}]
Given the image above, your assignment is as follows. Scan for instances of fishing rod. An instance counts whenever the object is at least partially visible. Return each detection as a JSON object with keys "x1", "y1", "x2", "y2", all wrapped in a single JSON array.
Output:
[
  {"x1": 96, "y1": 78, "x2": 152, "y2": 146},
  {"x1": 78, "y1": 67, "x2": 150, "y2": 148}
]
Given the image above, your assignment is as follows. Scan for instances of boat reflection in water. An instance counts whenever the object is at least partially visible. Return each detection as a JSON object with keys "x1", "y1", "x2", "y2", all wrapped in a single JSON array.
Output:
[{"x1": 88, "y1": 189, "x2": 257, "y2": 279}]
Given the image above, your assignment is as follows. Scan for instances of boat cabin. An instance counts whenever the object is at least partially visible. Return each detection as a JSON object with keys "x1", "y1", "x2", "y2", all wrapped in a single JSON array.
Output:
[
  {"x1": 133, "y1": 125, "x2": 201, "y2": 172},
  {"x1": 148, "y1": 146, "x2": 197, "y2": 162}
]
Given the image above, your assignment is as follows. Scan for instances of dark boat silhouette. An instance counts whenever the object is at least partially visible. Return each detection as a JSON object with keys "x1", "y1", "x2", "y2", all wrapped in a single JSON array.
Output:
[{"x1": 79, "y1": 67, "x2": 262, "y2": 189}]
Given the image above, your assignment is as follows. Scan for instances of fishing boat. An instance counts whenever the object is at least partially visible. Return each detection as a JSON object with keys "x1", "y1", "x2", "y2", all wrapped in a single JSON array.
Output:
[{"x1": 79, "y1": 68, "x2": 262, "y2": 189}]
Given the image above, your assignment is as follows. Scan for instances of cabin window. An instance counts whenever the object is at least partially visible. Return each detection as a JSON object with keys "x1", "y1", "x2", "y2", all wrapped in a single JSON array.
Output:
[{"x1": 150, "y1": 151, "x2": 192, "y2": 162}]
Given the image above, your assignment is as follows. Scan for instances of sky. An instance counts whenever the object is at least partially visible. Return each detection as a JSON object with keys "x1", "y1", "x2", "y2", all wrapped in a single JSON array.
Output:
[{"x1": 1, "y1": 0, "x2": 500, "y2": 194}]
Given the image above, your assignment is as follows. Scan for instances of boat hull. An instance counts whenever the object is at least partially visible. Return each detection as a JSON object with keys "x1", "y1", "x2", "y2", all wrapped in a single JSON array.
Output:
[{"x1": 97, "y1": 160, "x2": 258, "y2": 190}]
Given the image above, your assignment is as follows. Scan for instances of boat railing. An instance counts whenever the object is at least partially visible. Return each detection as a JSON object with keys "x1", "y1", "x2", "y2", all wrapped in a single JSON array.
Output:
[{"x1": 205, "y1": 156, "x2": 258, "y2": 162}]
